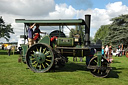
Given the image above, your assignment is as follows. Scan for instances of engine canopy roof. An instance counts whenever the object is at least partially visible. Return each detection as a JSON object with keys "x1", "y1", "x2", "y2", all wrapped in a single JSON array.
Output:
[{"x1": 15, "y1": 19, "x2": 85, "y2": 26}]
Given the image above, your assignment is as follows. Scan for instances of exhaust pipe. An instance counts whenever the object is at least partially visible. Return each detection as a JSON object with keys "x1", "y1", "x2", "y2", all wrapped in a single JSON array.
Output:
[{"x1": 85, "y1": 14, "x2": 91, "y2": 46}]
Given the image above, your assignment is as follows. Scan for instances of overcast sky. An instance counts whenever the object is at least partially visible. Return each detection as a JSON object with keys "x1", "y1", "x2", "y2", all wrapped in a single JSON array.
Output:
[{"x1": 0, "y1": 0, "x2": 128, "y2": 43}]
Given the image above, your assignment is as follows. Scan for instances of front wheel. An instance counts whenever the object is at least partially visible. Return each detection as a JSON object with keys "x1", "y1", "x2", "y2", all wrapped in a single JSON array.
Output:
[
  {"x1": 26, "y1": 43, "x2": 54, "y2": 73},
  {"x1": 88, "y1": 56, "x2": 111, "y2": 77}
]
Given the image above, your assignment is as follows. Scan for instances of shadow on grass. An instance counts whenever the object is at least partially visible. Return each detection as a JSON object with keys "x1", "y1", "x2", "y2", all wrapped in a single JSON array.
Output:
[
  {"x1": 51, "y1": 63, "x2": 122, "y2": 78},
  {"x1": 51, "y1": 62, "x2": 88, "y2": 72},
  {"x1": 107, "y1": 67, "x2": 121, "y2": 78},
  {"x1": 25, "y1": 61, "x2": 121, "y2": 78}
]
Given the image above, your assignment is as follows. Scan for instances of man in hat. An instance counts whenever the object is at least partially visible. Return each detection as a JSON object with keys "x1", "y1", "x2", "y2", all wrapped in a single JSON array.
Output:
[{"x1": 33, "y1": 24, "x2": 46, "y2": 43}]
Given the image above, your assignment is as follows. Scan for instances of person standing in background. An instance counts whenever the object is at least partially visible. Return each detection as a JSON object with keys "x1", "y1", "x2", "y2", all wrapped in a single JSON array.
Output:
[
  {"x1": 102, "y1": 46, "x2": 105, "y2": 57},
  {"x1": 105, "y1": 45, "x2": 109, "y2": 58},
  {"x1": 7, "y1": 45, "x2": 11, "y2": 56},
  {"x1": 108, "y1": 45, "x2": 113, "y2": 63},
  {"x1": 117, "y1": 45, "x2": 121, "y2": 57},
  {"x1": 2, "y1": 44, "x2": 4, "y2": 50}
]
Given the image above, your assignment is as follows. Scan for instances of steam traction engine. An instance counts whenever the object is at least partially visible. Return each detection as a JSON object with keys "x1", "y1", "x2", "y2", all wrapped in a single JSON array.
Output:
[{"x1": 15, "y1": 15, "x2": 111, "y2": 77}]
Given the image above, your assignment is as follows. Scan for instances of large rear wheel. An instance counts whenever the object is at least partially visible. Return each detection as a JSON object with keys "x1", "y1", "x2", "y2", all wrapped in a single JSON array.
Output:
[{"x1": 26, "y1": 43, "x2": 54, "y2": 73}]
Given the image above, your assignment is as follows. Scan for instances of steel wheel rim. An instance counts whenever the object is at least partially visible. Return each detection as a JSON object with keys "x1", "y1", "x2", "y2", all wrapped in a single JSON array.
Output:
[
  {"x1": 26, "y1": 43, "x2": 54, "y2": 73},
  {"x1": 89, "y1": 56, "x2": 110, "y2": 77}
]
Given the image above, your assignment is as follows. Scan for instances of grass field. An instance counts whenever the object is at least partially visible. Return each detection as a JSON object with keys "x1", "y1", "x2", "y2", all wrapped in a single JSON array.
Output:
[{"x1": 0, "y1": 51, "x2": 128, "y2": 85}]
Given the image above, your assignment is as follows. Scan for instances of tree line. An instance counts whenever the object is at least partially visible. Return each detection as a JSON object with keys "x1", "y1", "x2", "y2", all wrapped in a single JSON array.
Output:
[{"x1": 94, "y1": 14, "x2": 128, "y2": 48}]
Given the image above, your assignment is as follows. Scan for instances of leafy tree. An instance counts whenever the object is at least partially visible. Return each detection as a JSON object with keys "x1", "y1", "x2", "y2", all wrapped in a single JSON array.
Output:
[
  {"x1": 94, "y1": 14, "x2": 128, "y2": 47},
  {"x1": 0, "y1": 17, "x2": 14, "y2": 42},
  {"x1": 104, "y1": 14, "x2": 128, "y2": 47},
  {"x1": 94, "y1": 25, "x2": 110, "y2": 44}
]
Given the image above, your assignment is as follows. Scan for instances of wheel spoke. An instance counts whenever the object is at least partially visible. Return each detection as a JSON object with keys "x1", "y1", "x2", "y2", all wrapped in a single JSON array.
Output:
[
  {"x1": 30, "y1": 58, "x2": 35, "y2": 61},
  {"x1": 36, "y1": 47, "x2": 39, "y2": 52},
  {"x1": 46, "y1": 59, "x2": 51, "y2": 62},
  {"x1": 32, "y1": 61, "x2": 37, "y2": 65},
  {"x1": 33, "y1": 63, "x2": 37, "y2": 67},
  {"x1": 97, "y1": 70, "x2": 100, "y2": 74},
  {"x1": 40, "y1": 47, "x2": 42, "y2": 52},
  {"x1": 45, "y1": 51, "x2": 50, "y2": 56},
  {"x1": 37, "y1": 64, "x2": 41, "y2": 70},
  {"x1": 31, "y1": 54, "x2": 34, "y2": 56},
  {"x1": 43, "y1": 48, "x2": 46, "y2": 53},
  {"x1": 46, "y1": 56, "x2": 52, "y2": 57},
  {"x1": 94, "y1": 60, "x2": 97, "y2": 63},
  {"x1": 42, "y1": 63, "x2": 45, "y2": 69},
  {"x1": 39, "y1": 64, "x2": 42, "y2": 70},
  {"x1": 45, "y1": 62, "x2": 49, "y2": 66},
  {"x1": 93, "y1": 69, "x2": 96, "y2": 72},
  {"x1": 33, "y1": 50, "x2": 36, "y2": 53}
]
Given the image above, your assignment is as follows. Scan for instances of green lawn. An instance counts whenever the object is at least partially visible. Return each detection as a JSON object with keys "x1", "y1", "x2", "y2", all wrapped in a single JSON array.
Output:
[{"x1": 0, "y1": 52, "x2": 128, "y2": 85}]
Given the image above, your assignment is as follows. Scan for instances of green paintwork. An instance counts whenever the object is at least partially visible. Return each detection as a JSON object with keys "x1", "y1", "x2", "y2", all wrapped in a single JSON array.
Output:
[
  {"x1": 15, "y1": 19, "x2": 85, "y2": 26},
  {"x1": 97, "y1": 51, "x2": 102, "y2": 67},
  {"x1": 21, "y1": 44, "x2": 28, "y2": 57},
  {"x1": 39, "y1": 35, "x2": 50, "y2": 45},
  {"x1": 21, "y1": 44, "x2": 28, "y2": 63},
  {"x1": 57, "y1": 38, "x2": 74, "y2": 46}
]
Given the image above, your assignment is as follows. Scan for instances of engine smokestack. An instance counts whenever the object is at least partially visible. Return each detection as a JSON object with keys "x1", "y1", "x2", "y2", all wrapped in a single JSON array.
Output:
[{"x1": 85, "y1": 14, "x2": 91, "y2": 46}]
